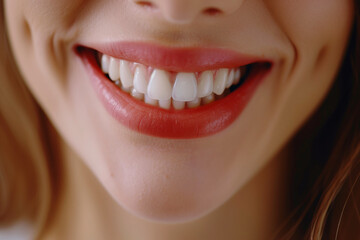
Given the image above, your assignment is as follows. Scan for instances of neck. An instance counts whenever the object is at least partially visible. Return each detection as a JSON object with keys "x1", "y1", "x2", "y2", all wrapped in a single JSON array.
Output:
[{"x1": 43, "y1": 138, "x2": 290, "y2": 240}]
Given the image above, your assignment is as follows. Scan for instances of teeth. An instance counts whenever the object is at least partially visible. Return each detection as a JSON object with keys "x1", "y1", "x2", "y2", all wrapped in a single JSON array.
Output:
[
  {"x1": 187, "y1": 98, "x2": 201, "y2": 108},
  {"x1": 121, "y1": 85, "x2": 132, "y2": 93},
  {"x1": 131, "y1": 88, "x2": 144, "y2": 100},
  {"x1": 109, "y1": 57, "x2": 120, "y2": 81},
  {"x1": 213, "y1": 69, "x2": 229, "y2": 95},
  {"x1": 114, "y1": 80, "x2": 121, "y2": 88},
  {"x1": 100, "y1": 54, "x2": 246, "y2": 110},
  {"x1": 133, "y1": 65, "x2": 148, "y2": 94},
  {"x1": 120, "y1": 60, "x2": 133, "y2": 88},
  {"x1": 234, "y1": 68, "x2": 241, "y2": 85},
  {"x1": 172, "y1": 73, "x2": 197, "y2": 101},
  {"x1": 197, "y1": 71, "x2": 214, "y2": 98},
  {"x1": 147, "y1": 70, "x2": 172, "y2": 101},
  {"x1": 226, "y1": 69, "x2": 235, "y2": 88},
  {"x1": 101, "y1": 55, "x2": 110, "y2": 73},
  {"x1": 173, "y1": 100, "x2": 186, "y2": 110},
  {"x1": 144, "y1": 94, "x2": 158, "y2": 106},
  {"x1": 202, "y1": 94, "x2": 215, "y2": 105},
  {"x1": 159, "y1": 99, "x2": 172, "y2": 109}
]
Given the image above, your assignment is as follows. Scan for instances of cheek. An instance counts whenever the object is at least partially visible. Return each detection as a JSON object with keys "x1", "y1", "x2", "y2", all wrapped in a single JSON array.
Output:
[
  {"x1": 4, "y1": 0, "x2": 89, "y2": 114},
  {"x1": 252, "y1": 0, "x2": 354, "y2": 175},
  {"x1": 19, "y1": 0, "x2": 85, "y2": 28},
  {"x1": 264, "y1": 0, "x2": 354, "y2": 105},
  {"x1": 265, "y1": 0, "x2": 354, "y2": 48},
  {"x1": 4, "y1": 0, "x2": 83, "y2": 82},
  {"x1": 4, "y1": 0, "x2": 96, "y2": 163}
]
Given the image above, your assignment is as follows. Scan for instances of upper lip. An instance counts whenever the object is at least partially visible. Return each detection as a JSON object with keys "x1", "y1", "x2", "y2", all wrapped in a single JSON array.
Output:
[{"x1": 77, "y1": 41, "x2": 271, "y2": 72}]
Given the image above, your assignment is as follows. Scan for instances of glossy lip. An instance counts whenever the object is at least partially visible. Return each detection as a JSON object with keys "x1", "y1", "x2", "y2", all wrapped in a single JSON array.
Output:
[
  {"x1": 87, "y1": 41, "x2": 264, "y2": 72},
  {"x1": 76, "y1": 43, "x2": 272, "y2": 139}
]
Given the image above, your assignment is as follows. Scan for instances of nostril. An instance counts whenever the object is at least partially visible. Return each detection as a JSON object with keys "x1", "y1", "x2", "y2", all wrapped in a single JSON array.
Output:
[
  {"x1": 203, "y1": 7, "x2": 223, "y2": 16},
  {"x1": 135, "y1": 1, "x2": 156, "y2": 9}
]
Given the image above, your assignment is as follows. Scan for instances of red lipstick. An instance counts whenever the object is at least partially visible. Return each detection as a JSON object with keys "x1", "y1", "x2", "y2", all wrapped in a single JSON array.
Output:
[
  {"x1": 90, "y1": 42, "x2": 262, "y2": 72},
  {"x1": 77, "y1": 42, "x2": 271, "y2": 139}
]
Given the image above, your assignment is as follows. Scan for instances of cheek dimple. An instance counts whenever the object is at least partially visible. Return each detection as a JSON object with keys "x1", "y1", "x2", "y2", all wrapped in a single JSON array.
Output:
[
  {"x1": 21, "y1": 19, "x2": 32, "y2": 43},
  {"x1": 312, "y1": 46, "x2": 329, "y2": 72}
]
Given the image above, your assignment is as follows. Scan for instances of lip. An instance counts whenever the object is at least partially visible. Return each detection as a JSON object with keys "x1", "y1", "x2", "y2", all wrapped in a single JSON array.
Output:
[
  {"x1": 76, "y1": 42, "x2": 272, "y2": 139},
  {"x1": 87, "y1": 41, "x2": 264, "y2": 72}
]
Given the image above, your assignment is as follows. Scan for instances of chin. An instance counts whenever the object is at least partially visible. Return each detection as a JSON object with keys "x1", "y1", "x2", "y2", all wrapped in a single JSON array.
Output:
[
  {"x1": 115, "y1": 189, "x2": 220, "y2": 224},
  {"x1": 98, "y1": 153, "x2": 234, "y2": 224}
]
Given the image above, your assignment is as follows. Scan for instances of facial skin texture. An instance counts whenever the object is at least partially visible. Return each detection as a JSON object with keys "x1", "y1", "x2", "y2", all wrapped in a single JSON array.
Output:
[{"x1": 4, "y1": 0, "x2": 354, "y2": 238}]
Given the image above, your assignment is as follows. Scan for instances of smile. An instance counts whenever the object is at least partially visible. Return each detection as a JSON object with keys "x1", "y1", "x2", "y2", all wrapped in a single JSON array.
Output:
[
  {"x1": 100, "y1": 52, "x2": 248, "y2": 109},
  {"x1": 77, "y1": 42, "x2": 272, "y2": 139}
]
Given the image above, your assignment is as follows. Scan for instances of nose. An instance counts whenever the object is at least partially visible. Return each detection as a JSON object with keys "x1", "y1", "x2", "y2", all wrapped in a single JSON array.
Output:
[{"x1": 133, "y1": 0, "x2": 244, "y2": 24}]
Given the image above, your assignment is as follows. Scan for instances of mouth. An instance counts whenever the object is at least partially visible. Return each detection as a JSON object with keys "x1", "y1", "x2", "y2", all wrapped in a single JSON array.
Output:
[{"x1": 76, "y1": 42, "x2": 272, "y2": 139}]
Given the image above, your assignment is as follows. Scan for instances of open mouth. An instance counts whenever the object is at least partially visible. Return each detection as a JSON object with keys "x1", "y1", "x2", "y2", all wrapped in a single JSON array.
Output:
[
  {"x1": 97, "y1": 52, "x2": 250, "y2": 110},
  {"x1": 77, "y1": 43, "x2": 271, "y2": 139}
]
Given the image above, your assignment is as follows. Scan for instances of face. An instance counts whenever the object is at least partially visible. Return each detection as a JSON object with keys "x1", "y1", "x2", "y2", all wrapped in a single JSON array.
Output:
[{"x1": 4, "y1": 0, "x2": 353, "y2": 222}]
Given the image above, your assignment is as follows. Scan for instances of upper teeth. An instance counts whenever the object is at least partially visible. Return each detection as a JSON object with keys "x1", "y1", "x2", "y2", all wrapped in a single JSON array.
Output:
[
  {"x1": 172, "y1": 73, "x2": 197, "y2": 101},
  {"x1": 100, "y1": 54, "x2": 243, "y2": 109}
]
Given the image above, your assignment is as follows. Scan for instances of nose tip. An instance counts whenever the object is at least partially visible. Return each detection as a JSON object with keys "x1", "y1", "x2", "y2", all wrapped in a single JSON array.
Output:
[{"x1": 134, "y1": 0, "x2": 243, "y2": 24}]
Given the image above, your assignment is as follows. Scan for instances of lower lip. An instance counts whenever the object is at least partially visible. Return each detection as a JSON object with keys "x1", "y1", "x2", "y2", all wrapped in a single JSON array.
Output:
[{"x1": 78, "y1": 48, "x2": 270, "y2": 139}]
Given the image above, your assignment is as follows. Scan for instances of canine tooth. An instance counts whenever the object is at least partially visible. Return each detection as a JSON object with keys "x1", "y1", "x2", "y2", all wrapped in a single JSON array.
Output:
[
  {"x1": 226, "y1": 69, "x2": 235, "y2": 88},
  {"x1": 202, "y1": 94, "x2": 215, "y2": 105},
  {"x1": 159, "y1": 99, "x2": 171, "y2": 109},
  {"x1": 144, "y1": 95, "x2": 158, "y2": 106},
  {"x1": 213, "y1": 69, "x2": 229, "y2": 95},
  {"x1": 172, "y1": 73, "x2": 197, "y2": 101},
  {"x1": 120, "y1": 60, "x2": 133, "y2": 88},
  {"x1": 109, "y1": 57, "x2": 120, "y2": 81},
  {"x1": 131, "y1": 88, "x2": 144, "y2": 100},
  {"x1": 197, "y1": 71, "x2": 214, "y2": 98},
  {"x1": 187, "y1": 98, "x2": 201, "y2": 108},
  {"x1": 101, "y1": 55, "x2": 110, "y2": 73},
  {"x1": 147, "y1": 69, "x2": 172, "y2": 100},
  {"x1": 172, "y1": 100, "x2": 185, "y2": 110},
  {"x1": 233, "y1": 68, "x2": 241, "y2": 85},
  {"x1": 133, "y1": 65, "x2": 148, "y2": 94}
]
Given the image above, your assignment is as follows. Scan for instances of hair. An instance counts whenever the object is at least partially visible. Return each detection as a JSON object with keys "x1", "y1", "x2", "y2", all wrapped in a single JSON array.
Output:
[
  {"x1": 0, "y1": 0, "x2": 58, "y2": 236},
  {"x1": 277, "y1": 2, "x2": 360, "y2": 239},
  {"x1": 0, "y1": 1, "x2": 359, "y2": 239}
]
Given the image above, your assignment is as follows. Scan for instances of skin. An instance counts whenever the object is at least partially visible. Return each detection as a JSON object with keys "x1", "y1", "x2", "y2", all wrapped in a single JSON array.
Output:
[{"x1": 4, "y1": 0, "x2": 354, "y2": 239}]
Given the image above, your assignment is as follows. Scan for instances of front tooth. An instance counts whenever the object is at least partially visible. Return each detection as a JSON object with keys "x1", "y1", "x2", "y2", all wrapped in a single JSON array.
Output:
[
  {"x1": 213, "y1": 69, "x2": 229, "y2": 95},
  {"x1": 120, "y1": 60, "x2": 133, "y2": 88},
  {"x1": 101, "y1": 55, "x2": 110, "y2": 73},
  {"x1": 172, "y1": 100, "x2": 185, "y2": 110},
  {"x1": 147, "y1": 69, "x2": 172, "y2": 100},
  {"x1": 109, "y1": 57, "x2": 120, "y2": 81},
  {"x1": 133, "y1": 65, "x2": 148, "y2": 94},
  {"x1": 172, "y1": 73, "x2": 197, "y2": 101},
  {"x1": 226, "y1": 69, "x2": 235, "y2": 88},
  {"x1": 197, "y1": 71, "x2": 214, "y2": 98}
]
